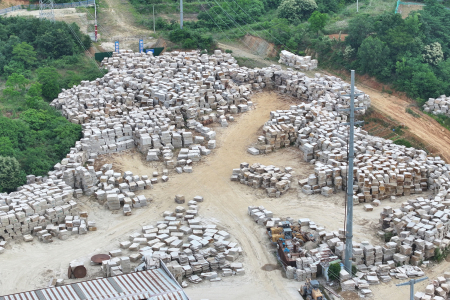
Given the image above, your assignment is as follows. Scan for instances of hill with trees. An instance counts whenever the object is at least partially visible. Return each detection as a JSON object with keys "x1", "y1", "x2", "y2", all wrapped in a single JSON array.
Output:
[{"x1": 0, "y1": 16, "x2": 104, "y2": 192}]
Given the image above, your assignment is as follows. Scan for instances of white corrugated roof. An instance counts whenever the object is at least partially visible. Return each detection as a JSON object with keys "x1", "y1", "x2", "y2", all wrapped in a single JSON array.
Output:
[{"x1": 1, "y1": 269, "x2": 189, "y2": 300}]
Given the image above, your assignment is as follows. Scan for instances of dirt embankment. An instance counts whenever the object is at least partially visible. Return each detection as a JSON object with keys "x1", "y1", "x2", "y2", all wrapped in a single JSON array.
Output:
[
  {"x1": 241, "y1": 34, "x2": 278, "y2": 58},
  {"x1": 0, "y1": 0, "x2": 29, "y2": 9},
  {"x1": 322, "y1": 71, "x2": 450, "y2": 162}
]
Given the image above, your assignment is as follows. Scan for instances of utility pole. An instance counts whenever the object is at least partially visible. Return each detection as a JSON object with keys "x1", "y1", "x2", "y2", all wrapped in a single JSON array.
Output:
[
  {"x1": 342, "y1": 70, "x2": 364, "y2": 274},
  {"x1": 94, "y1": 0, "x2": 98, "y2": 42},
  {"x1": 397, "y1": 277, "x2": 428, "y2": 300},
  {"x1": 357, "y1": 0, "x2": 359, "y2": 12},
  {"x1": 39, "y1": 0, "x2": 55, "y2": 22},
  {"x1": 180, "y1": 0, "x2": 183, "y2": 29},
  {"x1": 153, "y1": 5, "x2": 155, "y2": 32}
]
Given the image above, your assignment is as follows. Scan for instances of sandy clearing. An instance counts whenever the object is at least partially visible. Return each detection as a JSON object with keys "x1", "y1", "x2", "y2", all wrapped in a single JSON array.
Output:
[{"x1": 0, "y1": 91, "x2": 442, "y2": 300}]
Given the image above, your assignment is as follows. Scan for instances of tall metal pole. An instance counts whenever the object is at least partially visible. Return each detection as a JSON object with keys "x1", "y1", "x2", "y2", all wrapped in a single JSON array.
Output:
[
  {"x1": 180, "y1": 0, "x2": 183, "y2": 29},
  {"x1": 153, "y1": 5, "x2": 155, "y2": 32},
  {"x1": 344, "y1": 70, "x2": 356, "y2": 273},
  {"x1": 94, "y1": 0, "x2": 98, "y2": 42},
  {"x1": 357, "y1": 0, "x2": 359, "y2": 12},
  {"x1": 397, "y1": 277, "x2": 428, "y2": 300},
  {"x1": 39, "y1": 0, "x2": 55, "y2": 22}
]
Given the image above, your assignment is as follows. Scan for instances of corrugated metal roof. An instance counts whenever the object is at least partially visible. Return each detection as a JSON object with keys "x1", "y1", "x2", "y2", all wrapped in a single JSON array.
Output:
[{"x1": 1, "y1": 269, "x2": 189, "y2": 300}]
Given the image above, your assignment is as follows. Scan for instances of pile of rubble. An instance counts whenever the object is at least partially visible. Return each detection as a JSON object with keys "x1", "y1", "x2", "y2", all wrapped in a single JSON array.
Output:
[
  {"x1": 416, "y1": 273, "x2": 450, "y2": 300},
  {"x1": 278, "y1": 50, "x2": 318, "y2": 71},
  {"x1": 230, "y1": 163, "x2": 294, "y2": 197},
  {"x1": 0, "y1": 175, "x2": 97, "y2": 243},
  {"x1": 423, "y1": 95, "x2": 450, "y2": 117},
  {"x1": 99, "y1": 195, "x2": 244, "y2": 284},
  {"x1": 379, "y1": 194, "x2": 450, "y2": 265}
]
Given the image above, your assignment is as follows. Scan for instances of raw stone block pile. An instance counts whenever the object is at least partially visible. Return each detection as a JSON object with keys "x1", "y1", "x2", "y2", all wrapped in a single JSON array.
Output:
[
  {"x1": 423, "y1": 95, "x2": 450, "y2": 117},
  {"x1": 0, "y1": 49, "x2": 378, "y2": 247},
  {"x1": 278, "y1": 50, "x2": 318, "y2": 71},
  {"x1": 379, "y1": 194, "x2": 450, "y2": 265},
  {"x1": 0, "y1": 176, "x2": 96, "y2": 243},
  {"x1": 230, "y1": 163, "x2": 294, "y2": 197},
  {"x1": 93, "y1": 164, "x2": 151, "y2": 213},
  {"x1": 416, "y1": 273, "x2": 450, "y2": 300},
  {"x1": 99, "y1": 195, "x2": 245, "y2": 285},
  {"x1": 248, "y1": 80, "x2": 450, "y2": 200}
]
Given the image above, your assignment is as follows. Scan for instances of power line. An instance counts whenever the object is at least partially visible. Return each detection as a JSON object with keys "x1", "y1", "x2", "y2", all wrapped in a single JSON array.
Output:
[
  {"x1": 212, "y1": 0, "x2": 268, "y2": 42},
  {"x1": 198, "y1": 2, "x2": 234, "y2": 44},
  {"x1": 66, "y1": 23, "x2": 106, "y2": 74},
  {"x1": 226, "y1": 0, "x2": 295, "y2": 52},
  {"x1": 199, "y1": 1, "x2": 287, "y2": 90},
  {"x1": 209, "y1": 0, "x2": 295, "y2": 58}
]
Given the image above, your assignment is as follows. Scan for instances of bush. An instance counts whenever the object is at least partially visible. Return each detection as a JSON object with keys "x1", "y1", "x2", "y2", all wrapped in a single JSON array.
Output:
[
  {"x1": 0, "y1": 156, "x2": 25, "y2": 193},
  {"x1": 278, "y1": 0, "x2": 318, "y2": 22},
  {"x1": 393, "y1": 139, "x2": 412, "y2": 148},
  {"x1": 328, "y1": 262, "x2": 341, "y2": 281}
]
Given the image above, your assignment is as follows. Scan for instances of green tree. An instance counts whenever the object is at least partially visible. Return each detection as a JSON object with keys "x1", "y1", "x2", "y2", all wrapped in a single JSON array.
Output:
[
  {"x1": 278, "y1": 0, "x2": 318, "y2": 22},
  {"x1": 12, "y1": 42, "x2": 37, "y2": 68},
  {"x1": 20, "y1": 109, "x2": 51, "y2": 131},
  {"x1": 357, "y1": 36, "x2": 392, "y2": 79},
  {"x1": 308, "y1": 11, "x2": 328, "y2": 33},
  {"x1": 0, "y1": 137, "x2": 15, "y2": 157},
  {"x1": 346, "y1": 14, "x2": 374, "y2": 50},
  {"x1": 37, "y1": 67, "x2": 61, "y2": 101},
  {"x1": 5, "y1": 73, "x2": 29, "y2": 91},
  {"x1": 2, "y1": 73, "x2": 29, "y2": 101},
  {"x1": 0, "y1": 156, "x2": 25, "y2": 193}
]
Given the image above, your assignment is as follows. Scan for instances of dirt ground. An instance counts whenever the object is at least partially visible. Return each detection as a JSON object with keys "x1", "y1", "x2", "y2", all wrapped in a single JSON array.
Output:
[
  {"x1": 1, "y1": 91, "x2": 444, "y2": 300},
  {"x1": 4, "y1": 8, "x2": 90, "y2": 34},
  {"x1": 398, "y1": 3, "x2": 424, "y2": 19},
  {"x1": 328, "y1": 34, "x2": 348, "y2": 41}
]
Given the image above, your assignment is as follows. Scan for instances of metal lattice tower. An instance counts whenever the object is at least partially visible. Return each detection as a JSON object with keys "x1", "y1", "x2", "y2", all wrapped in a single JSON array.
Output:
[{"x1": 39, "y1": 0, "x2": 55, "y2": 22}]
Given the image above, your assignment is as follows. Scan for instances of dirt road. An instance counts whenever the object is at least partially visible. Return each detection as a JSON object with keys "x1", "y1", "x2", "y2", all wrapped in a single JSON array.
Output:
[{"x1": 97, "y1": 0, "x2": 155, "y2": 51}]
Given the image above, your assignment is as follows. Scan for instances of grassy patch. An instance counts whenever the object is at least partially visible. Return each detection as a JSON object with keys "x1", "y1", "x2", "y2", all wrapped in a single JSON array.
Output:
[
  {"x1": 324, "y1": 0, "x2": 396, "y2": 34},
  {"x1": 426, "y1": 113, "x2": 450, "y2": 131},
  {"x1": 393, "y1": 138, "x2": 412, "y2": 147},
  {"x1": 406, "y1": 107, "x2": 421, "y2": 118},
  {"x1": 234, "y1": 57, "x2": 269, "y2": 69}
]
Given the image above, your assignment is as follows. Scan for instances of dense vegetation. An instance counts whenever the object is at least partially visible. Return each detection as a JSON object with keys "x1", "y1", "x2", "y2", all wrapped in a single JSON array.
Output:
[
  {"x1": 0, "y1": 17, "x2": 103, "y2": 192},
  {"x1": 132, "y1": 0, "x2": 356, "y2": 50},
  {"x1": 333, "y1": 0, "x2": 450, "y2": 103}
]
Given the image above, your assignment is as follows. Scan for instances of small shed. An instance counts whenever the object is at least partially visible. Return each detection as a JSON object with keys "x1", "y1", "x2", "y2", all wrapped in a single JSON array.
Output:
[{"x1": 0, "y1": 267, "x2": 189, "y2": 300}]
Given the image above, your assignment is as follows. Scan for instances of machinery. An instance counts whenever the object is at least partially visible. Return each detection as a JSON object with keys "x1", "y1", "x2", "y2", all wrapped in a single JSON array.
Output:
[
  {"x1": 299, "y1": 279, "x2": 324, "y2": 300},
  {"x1": 267, "y1": 220, "x2": 317, "y2": 267},
  {"x1": 280, "y1": 221, "x2": 293, "y2": 239}
]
